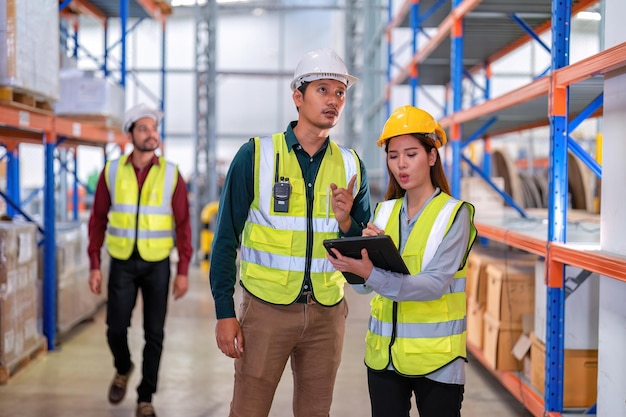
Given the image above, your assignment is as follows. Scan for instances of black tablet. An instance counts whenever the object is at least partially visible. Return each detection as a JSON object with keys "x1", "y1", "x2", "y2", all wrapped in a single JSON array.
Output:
[{"x1": 323, "y1": 235, "x2": 410, "y2": 284}]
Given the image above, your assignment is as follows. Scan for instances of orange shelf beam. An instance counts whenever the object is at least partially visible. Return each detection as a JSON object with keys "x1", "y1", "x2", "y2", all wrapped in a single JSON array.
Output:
[
  {"x1": 411, "y1": 0, "x2": 480, "y2": 66},
  {"x1": 386, "y1": 0, "x2": 412, "y2": 31},
  {"x1": 467, "y1": 341, "x2": 545, "y2": 417},
  {"x1": 135, "y1": 0, "x2": 172, "y2": 23},
  {"x1": 549, "y1": 243, "x2": 626, "y2": 284},
  {"x1": 439, "y1": 77, "x2": 550, "y2": 127},
  {"x1": 55, "y1": 117, "x2": 126, "y2": 146},
  {"x1": 474, "y1": 221, "x2": 547, "y2": 256},
  {"x1": 555, "y1": 41, "x2": 626, "y2": 87},
  {"x1": 390, "y1": 0, "x2": 480, "y2": 86},
  {"x1": 0, "y1": 105, "x2": 53, "y2": 134},
  {"x1": 67, "y1": 0, "x2": 107, "y2": 25}
]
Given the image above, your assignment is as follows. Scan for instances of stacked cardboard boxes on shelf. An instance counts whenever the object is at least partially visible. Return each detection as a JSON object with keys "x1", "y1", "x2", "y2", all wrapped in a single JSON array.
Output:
[
  {"x1": 482, "y1": 261, "x2": 536, "y2": 371},
  {"x1": 0, "y1": 221, "x2": 44, "y2": 375},
  {"x1": 465, "y1": 245, "x2": 536, "y2": 351}
]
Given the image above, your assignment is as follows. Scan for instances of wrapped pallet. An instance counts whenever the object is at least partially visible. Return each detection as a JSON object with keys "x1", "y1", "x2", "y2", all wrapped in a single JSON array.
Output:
[{"x1": 0, "y1": 0, "x2": 59, "y2": 103}]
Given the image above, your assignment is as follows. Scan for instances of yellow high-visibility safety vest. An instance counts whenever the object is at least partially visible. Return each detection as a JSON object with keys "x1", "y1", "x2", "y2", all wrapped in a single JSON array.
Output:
[
  {"x1": 365, "y1": 193, "x2": 476, "y2": 375},
  {"x1": 104, "y1": 155, "x2": 178, "y2": 262},
  {"x1": 240, "y1": 134, "x2": 361, "y2": 305}
]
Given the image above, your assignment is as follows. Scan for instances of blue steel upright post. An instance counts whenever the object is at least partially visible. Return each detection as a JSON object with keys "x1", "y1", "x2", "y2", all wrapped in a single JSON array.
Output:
[
  {"x1": 409, "y1": 0, "x2": 419, "y2": 106},
  {"x1": 545, "y1": 0, "x2": 571, "y2": 413},
  {"x1": 6, "y1": 145, "x2": 19, "y2": 218},
  {"x1": 43, "y1": 132, "x2": 57, "y2": 350},
  {"x1": 449, "y1": 0, "x2": 464, "y2": 198},
  {"x1": 120, "y1": 0, "x2": 129, "y2": 88}
]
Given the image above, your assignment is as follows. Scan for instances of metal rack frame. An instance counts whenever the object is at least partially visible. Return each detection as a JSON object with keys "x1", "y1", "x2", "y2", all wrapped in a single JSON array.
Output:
[{"x1": 0, "y1": 0, "x2": 169, "y2": 350}]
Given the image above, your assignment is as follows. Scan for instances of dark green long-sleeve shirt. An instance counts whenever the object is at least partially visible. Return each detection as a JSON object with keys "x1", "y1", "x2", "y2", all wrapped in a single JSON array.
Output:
[{"x1": 209, "y1": 122, "x2": 372, "y2": 319}]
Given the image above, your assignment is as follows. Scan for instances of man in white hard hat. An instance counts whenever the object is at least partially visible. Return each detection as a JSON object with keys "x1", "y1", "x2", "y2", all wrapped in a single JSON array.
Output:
[
  {"x1": 87, "y1": 103, "x2": 192, "y2": 417},
  {"x1": 209, "y1": 48, "x2": 372, "y2": 417}
]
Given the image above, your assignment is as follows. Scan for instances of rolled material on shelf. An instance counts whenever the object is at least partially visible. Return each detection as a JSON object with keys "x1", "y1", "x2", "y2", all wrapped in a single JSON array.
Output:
[{"x1": 492, "y1": 149, "x2": 525, "y2": 209}]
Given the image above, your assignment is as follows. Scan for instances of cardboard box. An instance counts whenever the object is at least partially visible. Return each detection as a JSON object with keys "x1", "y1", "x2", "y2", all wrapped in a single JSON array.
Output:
[
  {"x1": 485, "y1": 263, "x2": 535, "y2": 328},
  {"x1": 466, "y1": 297, "x2": 484, "y2": 349},
  {"x1": 530, "y1": 333, "x2": 598, "y2": 408},
  {"x1": 0, "y1": 222, "x2": 37, "y2": 270},
  {"x1": 534, "y1": 260, "x2": 599, "y2": 349},
  {"x1": 482, "y1": 311, "x2": 523, "y2": 371},
  {"x1": 466, "y1": 246, "x2": 537, "y2": 305}
]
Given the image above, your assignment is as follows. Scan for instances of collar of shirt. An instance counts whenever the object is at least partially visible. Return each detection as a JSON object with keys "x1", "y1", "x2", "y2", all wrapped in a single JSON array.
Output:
[
  {"x1": 286, "y1": 121, "x2": 331, "y2": 157},
  {"x1": 125, "y1": 152, "x2": 161, "y2": 169},
  {"x1": 401, "y1": 187, "x2": 441, "y2": 226}
]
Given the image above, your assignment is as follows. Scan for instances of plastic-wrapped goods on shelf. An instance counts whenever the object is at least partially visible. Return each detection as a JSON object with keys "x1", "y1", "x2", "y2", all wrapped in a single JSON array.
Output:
[
  {"x1": 0, "y1": 0, "x2": 59, "y2": 105},
  {"x1": 461, "y1": 176, "x2": 506, "y2": 220},
  {"x1": 0, "y1": 221, "x2": 45, "y2": 376},
  {"x1": 54, "y1": 222, "x2": 105, "y2": 337},
  {"x1": 55, "y1": 69, "x2": 126, "y2": 130}
]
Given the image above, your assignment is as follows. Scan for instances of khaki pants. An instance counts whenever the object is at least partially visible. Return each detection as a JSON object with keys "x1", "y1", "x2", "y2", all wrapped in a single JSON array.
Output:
[{"x1": 229, "y1": 291, "x2": 348, "y2": 417}]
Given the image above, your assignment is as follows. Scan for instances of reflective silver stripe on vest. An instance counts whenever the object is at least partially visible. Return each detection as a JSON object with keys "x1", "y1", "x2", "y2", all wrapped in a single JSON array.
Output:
[
  {"x1": 337, "y1": 146, "x2": 358, "y2": 196},
  {"x1": 111, "y1": 203, "x2": 172, "y2": 215},
  {"x1": 254, "y1": 136, "x2": 358, "y2": 232},
  {"x1": 422, "y1": 199, "x2": 458, "y2": 269},
  {"x1": 107, "y1": 228, "x2": 174, "y2": 239},
  {"x1": 248, "y1": 208, "x2": 342, "y2": 232},
  {"x1": 374, "y1": 198, "x2": 460, "y2": 269},
  {"x1": 370, "y1": 316, "x2": 466, "y2": 338},
  {"x1": 107, "y1": 159, "x2": 120, "y2": 202},
  {"x1": 374, "y1": 200, "x2": 395, "y2": 230},
  {"x1": 241, "y1": 246, "x2": 336, "y2": 273}
]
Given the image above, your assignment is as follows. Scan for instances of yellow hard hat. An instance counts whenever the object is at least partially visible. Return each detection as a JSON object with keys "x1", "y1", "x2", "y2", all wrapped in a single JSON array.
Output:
[{"x1": 377, "y1": 105, "x2": 447, "y2": 148}]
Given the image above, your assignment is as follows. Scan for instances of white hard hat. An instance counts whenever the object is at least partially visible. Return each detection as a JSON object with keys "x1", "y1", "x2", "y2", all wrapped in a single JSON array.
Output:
[
  {"x1": 123, "y1": 103, "x2": 162, "y2": 133},
  {"x1": 290, "y1": 48, "x2": 358, "y2": 91}
]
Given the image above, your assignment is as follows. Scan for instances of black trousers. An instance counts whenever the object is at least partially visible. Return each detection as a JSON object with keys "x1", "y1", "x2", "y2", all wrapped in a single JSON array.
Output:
[
  {"x1": 368, "y1": 368, "x2": 464, "y2": 417},
  {"x1": 107, "y1": 255, "x2": 171, "y2": 403}
]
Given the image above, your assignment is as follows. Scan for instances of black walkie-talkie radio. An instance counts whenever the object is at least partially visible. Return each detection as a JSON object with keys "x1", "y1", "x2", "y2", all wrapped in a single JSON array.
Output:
[{"x1": 274, "y1": 176, "x2": 291, "y2": 212}]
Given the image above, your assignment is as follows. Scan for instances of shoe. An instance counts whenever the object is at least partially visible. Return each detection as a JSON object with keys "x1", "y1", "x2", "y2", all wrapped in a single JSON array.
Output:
[
  {"x1": 108, "y1": 362, "x2": 134, "y2": 404},
  {"x1": 136, "y1": 402, "x2": 157, "y2": 417}
]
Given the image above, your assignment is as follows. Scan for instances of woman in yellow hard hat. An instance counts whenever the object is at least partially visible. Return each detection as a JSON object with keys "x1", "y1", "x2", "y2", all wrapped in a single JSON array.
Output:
[{"x1": 327, "y1": 105, "x2": 477, "y2": 417}]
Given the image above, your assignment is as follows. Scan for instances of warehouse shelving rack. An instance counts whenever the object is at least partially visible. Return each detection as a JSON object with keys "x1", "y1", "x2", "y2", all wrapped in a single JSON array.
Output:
[
  {"x1": 0, "y1": 0, "x2": 171, "y2": 351},
  {"x1": 377, "y1": 0, "x2": 626, "y2": 416}
]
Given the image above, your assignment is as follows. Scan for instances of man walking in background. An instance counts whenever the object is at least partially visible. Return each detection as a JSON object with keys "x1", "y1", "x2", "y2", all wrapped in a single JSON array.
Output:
[{"x1": 87, "y1": 103, "x2": 192, "y2": 417}]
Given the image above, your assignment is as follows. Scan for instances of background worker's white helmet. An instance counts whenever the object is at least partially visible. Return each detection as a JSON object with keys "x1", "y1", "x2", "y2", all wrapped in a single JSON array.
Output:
[
  {"x1": 290, "y1": 48, "x2": 359, "y2": 91},
  {"x1": 123, "y1": 103, "x2": 163, "y2": 133}
]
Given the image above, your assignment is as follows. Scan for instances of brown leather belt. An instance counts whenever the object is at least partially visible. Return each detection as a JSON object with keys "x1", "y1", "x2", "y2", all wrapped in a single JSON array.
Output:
[{"x1": 294, "y1": 291, "x2": 315, "y2": 304}]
